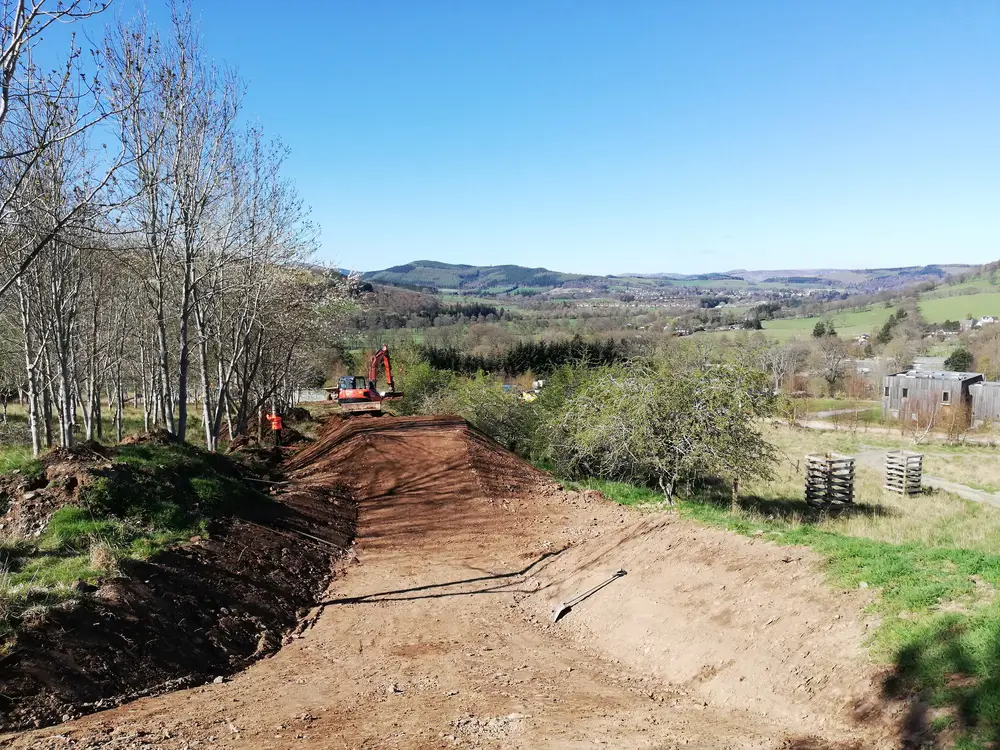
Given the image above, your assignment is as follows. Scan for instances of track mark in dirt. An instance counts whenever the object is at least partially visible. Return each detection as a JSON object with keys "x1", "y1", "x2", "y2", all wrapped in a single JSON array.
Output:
[{"x1": 4, "y1": 416, "x2": 901, "y2": 749}]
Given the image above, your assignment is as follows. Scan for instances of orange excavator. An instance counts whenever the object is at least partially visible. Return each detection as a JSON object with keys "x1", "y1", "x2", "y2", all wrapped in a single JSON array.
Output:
[{"x1": 333, "y1": 345, "x2": 403, "y2": 415}]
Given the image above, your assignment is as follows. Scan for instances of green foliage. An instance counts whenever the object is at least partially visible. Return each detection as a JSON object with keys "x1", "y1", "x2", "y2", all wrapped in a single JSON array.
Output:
[
  {"x1": 424, "y1": 372, "x2": 536, "y2": 453},
  {"x1": 545, "y1": 359, "x2": 778, "y2": 497},
  {"x1": 876, "y1": 318, "x2": 895, "y2": 345},
  {"x1": 526, "y1": 364, "x2": 597, "y2": 465},
  {"x1": 561, "y1": 477, "x2": 663, "y2": 506},
  {"x1": 945, "y1": 347, "x2": 975, "y2": 372},
  {"x1": 0, "y1": 447, "x2": 42, "y2": 477},
  {"x1": 421, "y1": 335, "x2": 628, "y2": 377},
  {"x1": 395, "y1": 360, "x2": 455, "y2": 416},
  {"x1": 812, "y1": 321, "x2": 826, "y2": 337},
  {"x1": 81, "y1": 442, "x2": 264, "y2": 529}
]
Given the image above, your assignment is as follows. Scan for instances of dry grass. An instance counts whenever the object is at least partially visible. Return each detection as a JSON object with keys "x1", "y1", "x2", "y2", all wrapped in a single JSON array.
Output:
[
  {"x1": 740, "y1": 423, "x2": 1000, "y2": 554},
  {"x1": 920, "y1": 451, "x2": 1000, "y2": 494},
  {"x1": 88, "y1": 540, "x2": 121, "y2": 574}
]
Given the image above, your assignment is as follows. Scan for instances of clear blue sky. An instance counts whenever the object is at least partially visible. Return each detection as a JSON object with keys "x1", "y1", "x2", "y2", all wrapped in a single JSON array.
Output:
[{"x1": 124, "y1": 1, "x2": 999, "y2": 275}]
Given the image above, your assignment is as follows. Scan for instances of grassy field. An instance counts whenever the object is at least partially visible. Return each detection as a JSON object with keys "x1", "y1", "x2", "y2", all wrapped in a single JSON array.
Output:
[
  {"x1": 790, "y1": 397, "x2": 880, "y2": 414},
  {"x1": 924, "y1": 277, "x2": 1000, "y2": 299},
  {"x1": 567, "y1": 424, "x2": 1000, "y2": 747},
  {"x1": 758, "y1": 305, "x2": 897, "y2": 341},
  {"x1": 0, "y1": 402, "x2": 245, "y2": 454},
  {"x1": 918, "y1": 292, "x2": 1000, "y2": 324}
]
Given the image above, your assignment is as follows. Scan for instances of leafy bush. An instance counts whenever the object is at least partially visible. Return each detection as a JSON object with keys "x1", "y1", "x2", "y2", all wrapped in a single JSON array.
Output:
[
  {"x1": 423, "y1": 372, "x2": 536, "y2": 453},
  {"x1": 395, "y1": 360, "x2": 454, "y2": 416},
  {"x1": 945, "y1": 347, "x2": 974, "y2": 372},
  {"x1": 544, "y1": 360, "x2": 778, "y2": 499}
]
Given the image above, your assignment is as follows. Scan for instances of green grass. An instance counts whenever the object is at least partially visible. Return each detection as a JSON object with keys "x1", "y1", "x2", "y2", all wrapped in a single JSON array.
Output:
[
  {"x1": 0, "y1": 445, "x2": 40, "y2": 475},
  {"x1": 562, "y1": 477, "x2": 665, "y2": 505},
  {"x1": 919, "y1": 293, "x2": 1000, "y2": 325},
  {"x1": 758, "y1": 305, "x2": 897, "y2": 341},
  {"x1": 0, "y1": 439, "x2": 269, "y2": 638},
  {"x1": 925, "y1": 276, "x2": 1000, "y2": 299}
]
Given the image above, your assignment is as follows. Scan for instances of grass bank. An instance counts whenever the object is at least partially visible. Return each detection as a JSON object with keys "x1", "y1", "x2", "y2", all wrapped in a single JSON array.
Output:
[{"x1": 0, "y1": 438, "x2": 268, "y2": 638}]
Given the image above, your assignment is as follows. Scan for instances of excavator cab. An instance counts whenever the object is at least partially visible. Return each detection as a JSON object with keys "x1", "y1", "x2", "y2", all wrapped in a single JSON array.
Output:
[
  {"x1": 339, "y1": 375, "x2": 367, "y2": 391},
  {"x1": 334, "y1": 346, "x2": 403, "y2": 415}
]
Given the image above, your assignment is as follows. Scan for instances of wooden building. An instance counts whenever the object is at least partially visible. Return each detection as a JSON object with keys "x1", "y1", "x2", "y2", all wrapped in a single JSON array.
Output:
[
  {"x1": 882, "y1": 370, "x2": 983, "y2": 423},
  {"x1": 970, "y1": 381, "x2": 1000, "y2": 426}
]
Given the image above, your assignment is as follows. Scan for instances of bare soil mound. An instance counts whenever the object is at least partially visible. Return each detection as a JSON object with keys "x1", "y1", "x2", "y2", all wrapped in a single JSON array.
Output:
[
  {"x1": 3, "y1": 416, "x2": 898, "y2": 748},
  {"x1": 526, "y1": 514, "x2": 894, "y2": 743},
  {"x1": 0, "y1": 443, "x2": 110, "y2": 538},
  {"x1": 0, "y1": 440, "x2": 354, "y2": 732},
  {"x1": 283, "y1": 415, "x2": 550, "y2": 526}
]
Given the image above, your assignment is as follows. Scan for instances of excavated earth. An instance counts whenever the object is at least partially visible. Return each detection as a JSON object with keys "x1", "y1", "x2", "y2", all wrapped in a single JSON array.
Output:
[{"x1": 1, "y1": 415, "x2": 908, "y2": 749}]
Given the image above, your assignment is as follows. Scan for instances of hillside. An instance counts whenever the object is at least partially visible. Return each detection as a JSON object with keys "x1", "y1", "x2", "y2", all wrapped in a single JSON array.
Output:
[
  {"x1": 362, "y1": 260, "x2": 596, "y2": 293},
  {"x1": 362, "y1": 259, "x2": 976, "y2": 294}
]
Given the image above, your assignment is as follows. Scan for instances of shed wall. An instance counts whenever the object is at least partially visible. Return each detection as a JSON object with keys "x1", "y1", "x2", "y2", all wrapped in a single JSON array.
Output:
[
  {"x1": 971, "y1": 382, "x2": 1000, "y2": 423},
  {"x1": 882, "y1": 374, "x2": 980, "y2": 422}
]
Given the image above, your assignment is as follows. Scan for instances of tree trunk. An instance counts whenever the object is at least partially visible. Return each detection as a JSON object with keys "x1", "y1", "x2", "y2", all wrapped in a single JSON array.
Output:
[
  {"x1": 176, "y1": 262, "x2": 193, "y2": 442},
  {"x1": 731, "y1": 477, "x2": 740, "y2": 513},
  {"x1": 41, "y1": 374, "x2": 53, "y2": 449},
  {"x1": 156, "y1": 291, "x2": 175, "y2": 433},
  {"x1": 17, "y1": 281, "x2": 42, "y2": 456},
  {"x1": 195, "y1": 308, "x2": 215, "y2": 451}
]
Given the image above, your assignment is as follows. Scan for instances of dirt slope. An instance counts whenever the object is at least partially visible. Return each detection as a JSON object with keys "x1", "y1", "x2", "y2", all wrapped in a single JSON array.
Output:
[
  {"x1": 0, "y1": 440, "x2": 354, "y2": 731},
  {"x1": 4, "y1": 416, "x2": 899, "y2": 749}
]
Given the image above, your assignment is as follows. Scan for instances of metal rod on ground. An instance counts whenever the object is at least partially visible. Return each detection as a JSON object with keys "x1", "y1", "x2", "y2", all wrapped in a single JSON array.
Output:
[{"x1": 552, "y1": 569, "x2": 627, "y2": 622}]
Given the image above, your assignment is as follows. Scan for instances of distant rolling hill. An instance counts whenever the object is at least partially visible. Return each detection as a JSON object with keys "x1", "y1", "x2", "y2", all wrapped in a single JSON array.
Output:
[
  {"x1": 361, "y1": 260, "x2": 979, "y2": 295},
  {"x1": 362, "y1": 261, "x2": 598, "y2": 293}
]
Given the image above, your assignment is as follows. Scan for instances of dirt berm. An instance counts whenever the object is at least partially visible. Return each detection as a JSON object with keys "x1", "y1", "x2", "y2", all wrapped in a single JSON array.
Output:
[
  {"x1": 0, "y1": 437, "x2": 354, "y2": 732},
  {"x1": 4, "y1": 415, "x2": 903, "y2": 749}
]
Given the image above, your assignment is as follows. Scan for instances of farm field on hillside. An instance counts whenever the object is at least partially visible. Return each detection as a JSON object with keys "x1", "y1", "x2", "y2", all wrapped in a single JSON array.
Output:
[
  {"x1": 759, "y1": 305, "x2": 897, "y2": 340},
  {"x1": 924, "y1": 281, "x2": 996, "y2": 298},
  {"x1": 918, "y1": 291, "x2": 1000, "y2": 323}
]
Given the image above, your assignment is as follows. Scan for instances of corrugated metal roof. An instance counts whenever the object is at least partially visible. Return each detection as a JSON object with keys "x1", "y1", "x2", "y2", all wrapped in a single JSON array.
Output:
[{"x1": 892, "y1": 370, "x2": 983, "y2": 381}]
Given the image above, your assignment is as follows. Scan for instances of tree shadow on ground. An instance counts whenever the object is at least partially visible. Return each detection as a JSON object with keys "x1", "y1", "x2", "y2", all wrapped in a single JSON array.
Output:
[
  {"x1": 882, "y1": 613, "x2": 1000, "y2": 747},
  {"x1": 690, "y1": 478, "x2": 897, "y2": 524},
  {"x1": 319, "y1": 548, "x2": 566, "y2": 606}
]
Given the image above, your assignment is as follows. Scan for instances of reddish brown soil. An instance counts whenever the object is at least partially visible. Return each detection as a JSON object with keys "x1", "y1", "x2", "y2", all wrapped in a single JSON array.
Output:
[
  {"x1": 2, "y1": 415, "x2": 903, "y2": 749},
  {"x1": 0, "y1": 440, "x2": 353, "y2": 732}
]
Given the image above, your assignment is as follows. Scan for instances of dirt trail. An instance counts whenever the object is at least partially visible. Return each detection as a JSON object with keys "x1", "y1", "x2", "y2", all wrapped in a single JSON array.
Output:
[
  {"x1": 854, "y1": 448, "x2": 1000, "y2": 508},
  {"x1": 4, "y1": 416, "x2": 899, "y2": 749}
]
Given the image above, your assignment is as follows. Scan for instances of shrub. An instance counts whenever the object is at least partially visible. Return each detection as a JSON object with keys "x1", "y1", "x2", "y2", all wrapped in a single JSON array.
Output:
[
  {"x1": 395, "y1": 360, "x2": 454, "y2": 416},
  {"x1": 424, "y1": 372, "x2": 536, "y2": 454},
  {"x1": 944, "y1": 347, "x2": 974, "y2": 372},
  {"x1": 545, "y1": 360, "x2": 778, "y2": 500}
]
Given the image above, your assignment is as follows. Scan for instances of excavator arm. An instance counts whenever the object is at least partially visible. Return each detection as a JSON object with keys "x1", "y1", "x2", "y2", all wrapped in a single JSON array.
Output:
[{"x1": 368, "y1": 345, "x2": 396, "y2": 392}]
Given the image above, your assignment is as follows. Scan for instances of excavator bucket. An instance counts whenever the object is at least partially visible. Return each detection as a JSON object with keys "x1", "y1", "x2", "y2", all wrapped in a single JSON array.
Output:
[{"x1": 339, "y1": 401, "x2": 386, "y2": 414}]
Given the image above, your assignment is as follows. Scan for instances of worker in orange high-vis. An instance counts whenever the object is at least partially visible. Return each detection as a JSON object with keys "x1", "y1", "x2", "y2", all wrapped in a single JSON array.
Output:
[{"x1": 267, "y1": 412, "x2": 283, "y2": 447}]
